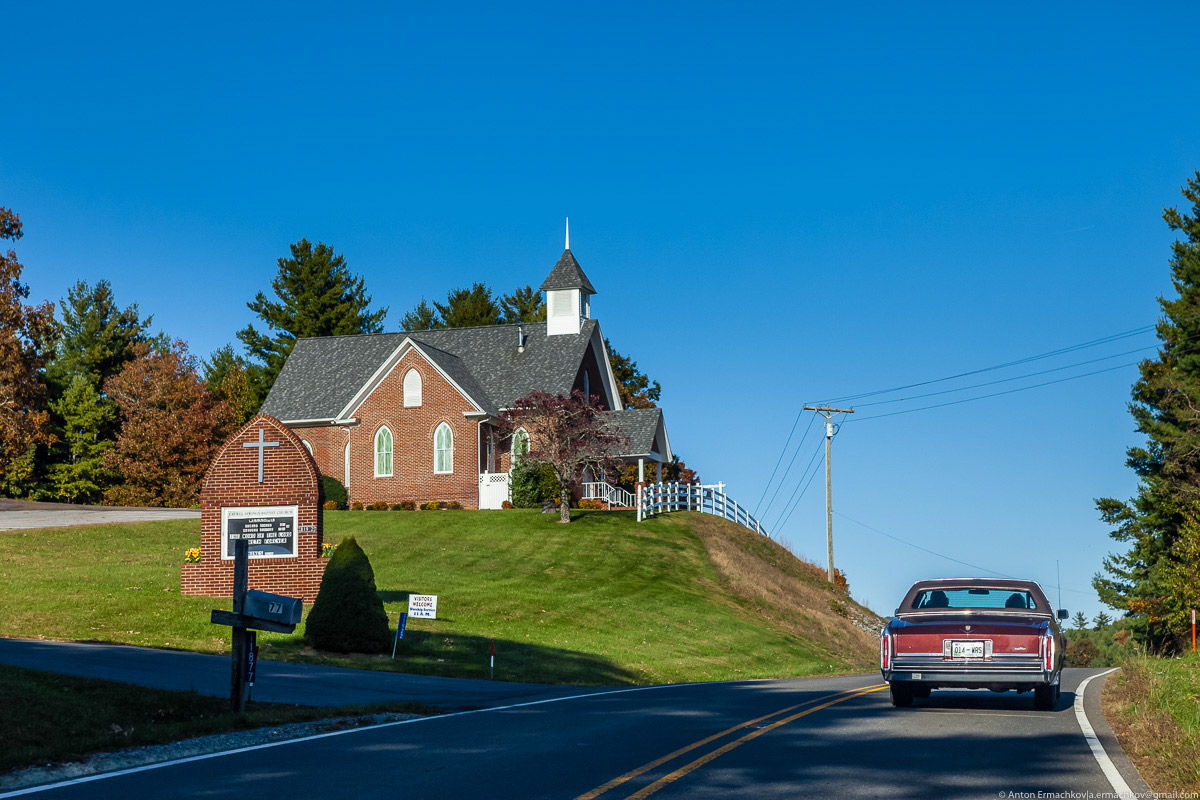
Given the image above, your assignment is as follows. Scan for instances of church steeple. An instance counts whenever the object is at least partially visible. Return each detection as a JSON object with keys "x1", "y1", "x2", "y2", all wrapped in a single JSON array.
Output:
[{"x1": 540, "y1": 224, "x2": 596, "y2": 336}]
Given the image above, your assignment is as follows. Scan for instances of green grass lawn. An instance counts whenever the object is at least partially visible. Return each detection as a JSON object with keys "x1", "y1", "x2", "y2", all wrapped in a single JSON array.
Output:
[
  {"x1": 1106, "y1": 651, "x2": 1200, "y2": 792},
  {"x1": 0, "y1": 664, "x2": 435, "y2": 774},
  {"x1": 0, "y1": 509, "x2": 875, "y2": 685}
]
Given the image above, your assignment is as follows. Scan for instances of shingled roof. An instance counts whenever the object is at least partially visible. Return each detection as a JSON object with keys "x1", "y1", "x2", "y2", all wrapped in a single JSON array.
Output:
[
  {"x1": 539, "y1": 249, "x2": 597, "y2": 294},
  {"x1": 260, "y1": 320, "x2": 603, "y2": 422},
  {"x1": 604, "y1": 408, "x2": 671, "y2": 461}
]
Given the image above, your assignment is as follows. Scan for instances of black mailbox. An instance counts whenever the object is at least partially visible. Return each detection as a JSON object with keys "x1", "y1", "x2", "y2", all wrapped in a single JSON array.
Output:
[{"x1": 243, "y1": 589, "x2": 303, "y2": 626}]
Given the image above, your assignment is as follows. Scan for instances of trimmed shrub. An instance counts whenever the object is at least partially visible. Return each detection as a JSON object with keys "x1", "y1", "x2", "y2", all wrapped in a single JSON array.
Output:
[
  {"x1": 579, "y1": 498, "x2": 603, "y2": 510},
  {"x1": 323, "y1": 500, "x2": 339, "y2": 511},
  {"x1": 447, "y1": 501, "x2": 463, "y2": 510},
  {"x1": 369, "y1": 501, "x2": 388, "y2": 511},
  {"x1": 501, "y1": 500, "x2": 513, "y2": 510},
  {"x1": 423, "y1": 501, "x2": 440, "y2": 511},
  {"x1": 350, "y1": 502, "x2": 364, "y2": 511},
  {"x1": 511, "y1": 461, "x2": 560, "y2": 508},
  {"x1": 390, "y1": 503, "x2": 404, "y2": 511},
  {"x1": 304, "y1": 537, "x2": 390, "y2": 654},
  {"x1": 322, "y1": 476, "x2": 348, "y2": 510},
  {"x1": 399, "y1": 500, "x2": 416, "y2": 511}
]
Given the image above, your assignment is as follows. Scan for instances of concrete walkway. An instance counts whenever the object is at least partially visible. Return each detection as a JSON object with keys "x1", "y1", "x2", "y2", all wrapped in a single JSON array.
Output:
[
  {"x1": 0, "y1": 639, "x2": 604, "y2": 711},
  {"x1": 0, "y1": 500, "x2": 199, "y2": 531}
]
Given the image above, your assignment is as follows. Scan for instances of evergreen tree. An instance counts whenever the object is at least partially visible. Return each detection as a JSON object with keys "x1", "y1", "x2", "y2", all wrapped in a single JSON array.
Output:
[
  {"x1": 238, "y1": 239, "x2": 387, "y2": 406},
  {"x1": 1095, "y1": 171, "x2": 1200, "y2": 649},
  {"x1": 500, "y1": 285, "x2": 546, "y2": 324},
  {"x1": 304, "y1": 537, "x2": 390, "y2": 653},
  {"x1": 1071, "y1": 611, "x2": 1089, "y2": 631},
  {"x1": 203, "y1": 345, "x2": 254, "y2": 425},
  {"x1": 45, "y1": 279, "x2": 153, "y2": 396},
  {"x1": 399, "y1": 298, "x2": 441, "y2": 331},
  {"x1": 434, "y1": 283, "x2": 502, "y2": 328},
  {"x1": 48, "y1": 374, "x2": 114, "y2": 502},
  {"x1": 1092, "y1": 612, "x2": 1113, "y2": 630},
  {"x1": 0, "y1": 207, "x2": 57, "y2": 496}
]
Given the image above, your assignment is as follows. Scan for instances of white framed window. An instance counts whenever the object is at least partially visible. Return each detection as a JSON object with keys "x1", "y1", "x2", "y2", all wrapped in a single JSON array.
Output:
[
  {"x1": 403, "y1": 368, "x2": 422, "y2": 407},
  {"x1": 301, "y1": 439, "x2": 313, "y2": 455},
  {"x1": 512, "y1": 427, "x2": 530, "y2": 469},
  {"x1": 375, "y1": 427, "x2": 393, "y2": 477},
  {"x1": 434, "y1": 422, "x2": 453, "y2": 474}
]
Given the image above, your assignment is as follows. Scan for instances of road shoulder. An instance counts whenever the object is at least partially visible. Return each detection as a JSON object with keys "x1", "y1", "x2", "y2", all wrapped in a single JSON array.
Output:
[{"x1": 1087, "y1": 669, "x2": 1154, "y2": 795}]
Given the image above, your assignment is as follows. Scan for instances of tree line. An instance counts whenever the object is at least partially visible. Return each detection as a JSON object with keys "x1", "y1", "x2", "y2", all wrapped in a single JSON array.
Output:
[{"x1": 0, "y1": 214, "x2": 685, "y2": 506}]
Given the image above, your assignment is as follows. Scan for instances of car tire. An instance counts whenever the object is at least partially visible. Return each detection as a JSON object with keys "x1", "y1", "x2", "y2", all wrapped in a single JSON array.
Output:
[
  {"x1": 890, "y1": 682, "x2": 914, "y2": 707},
  {"x1": 1033, "y1": 684, "x2": 1056, "y2": 710}
]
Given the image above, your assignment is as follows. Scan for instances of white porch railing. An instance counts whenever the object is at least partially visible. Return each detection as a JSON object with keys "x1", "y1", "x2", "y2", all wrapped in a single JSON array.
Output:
[
  {"x1": 582, "y1": 481, "x2": 636, "y2": 508},
  {"x1": 637, "y1": 482, "x2": 768, "y2": 537}
]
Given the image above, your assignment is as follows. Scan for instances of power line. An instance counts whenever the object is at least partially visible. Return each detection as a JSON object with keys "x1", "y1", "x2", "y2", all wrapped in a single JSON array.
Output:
[
  {"x1": 833, "y1": 511, "x2": 1093, "y2": 596},
  {"x1": 819, "y1": 325, "x2": 1155, "y2": 405},
  {"x1": 776, "y1": 445, "x2": 827, "y2": 531},
  {"x1": 770, "y1": 437, "x2": 825, "y2": 531},
  {"x1": 754, "y1": 411, "x2": 816, "y2": 517}
]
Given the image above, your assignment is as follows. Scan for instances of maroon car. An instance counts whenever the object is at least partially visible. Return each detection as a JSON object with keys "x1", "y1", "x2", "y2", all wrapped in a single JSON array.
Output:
[{"x1": 880, "y1": 578, "x2": 1068, "y2": 709}]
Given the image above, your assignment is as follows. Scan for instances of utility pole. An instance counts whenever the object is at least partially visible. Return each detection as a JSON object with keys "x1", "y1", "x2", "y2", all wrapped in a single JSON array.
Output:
[{"x1": 802, "y1": 406, "x2": 855, "y2": 582}]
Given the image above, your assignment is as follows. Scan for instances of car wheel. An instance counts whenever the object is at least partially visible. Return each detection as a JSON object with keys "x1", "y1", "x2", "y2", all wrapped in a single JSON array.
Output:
[
  {"x1": 890, "y1": 682, "x2": 914, "y2": 707},
  {"x1": 1033, "y1": 684, "x2": 1056, "y2": 710}
]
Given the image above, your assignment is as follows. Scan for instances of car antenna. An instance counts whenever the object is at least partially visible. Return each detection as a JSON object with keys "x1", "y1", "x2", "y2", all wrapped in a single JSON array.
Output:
[{"x1": 1056, "y1": 560, "x2": 1062, "y2": 611}]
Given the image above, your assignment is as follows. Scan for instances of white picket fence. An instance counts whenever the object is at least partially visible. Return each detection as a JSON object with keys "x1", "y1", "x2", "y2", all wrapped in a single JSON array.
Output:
[
  {"x1": 582, "y1": 481, "x2": 636, "y2": 508},
  {"x1": 636, "y1": 481, "x2": 768, "y2": 537}
]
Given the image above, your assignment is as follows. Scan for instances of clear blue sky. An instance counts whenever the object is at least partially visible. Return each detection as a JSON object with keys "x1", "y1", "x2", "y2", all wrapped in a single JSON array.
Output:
[{"x1": 6, "y1": 2, "x2": 1199, "y2": 618}]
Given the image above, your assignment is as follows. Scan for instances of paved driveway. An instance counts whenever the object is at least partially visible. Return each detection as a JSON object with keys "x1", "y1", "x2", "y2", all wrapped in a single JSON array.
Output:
[{"x1": 0, "y1": 499, "x2": 199, "y2": 530}]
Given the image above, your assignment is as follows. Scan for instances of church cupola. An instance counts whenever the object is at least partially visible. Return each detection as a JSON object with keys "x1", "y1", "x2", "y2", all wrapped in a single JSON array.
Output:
[{"x1": 540, "y1": 219, "x2": 596, "y2": 336}]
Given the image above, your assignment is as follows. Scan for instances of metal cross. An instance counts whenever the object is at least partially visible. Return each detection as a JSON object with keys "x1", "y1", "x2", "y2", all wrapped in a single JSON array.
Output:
[{"x1": 242, "y1": 428, "x2": 280, "y2": 483}]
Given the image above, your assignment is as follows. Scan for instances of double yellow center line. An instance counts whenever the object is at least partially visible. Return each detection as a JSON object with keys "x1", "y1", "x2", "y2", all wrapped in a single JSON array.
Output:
[{"x1": 574, "y1": 683, "x2": 887, "y2": 800}]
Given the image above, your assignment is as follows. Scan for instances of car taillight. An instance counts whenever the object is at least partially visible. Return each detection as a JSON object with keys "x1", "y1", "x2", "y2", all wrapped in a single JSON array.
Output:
[
  {"x1": 1043, "y1": 633, "x2": 1054, "y2": 672},
  {"x1": 880, "y1": 630, "x2": 892, "y2": 671}
]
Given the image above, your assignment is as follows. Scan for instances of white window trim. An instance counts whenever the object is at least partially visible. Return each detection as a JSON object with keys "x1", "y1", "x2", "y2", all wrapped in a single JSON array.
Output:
[
  {"x1": 511, "y1": 427, "x2": 530, "y2": 470},
  {"x1": 344, "y1": 442, "x2": 351, "y2": 487},
  {"x1": 301, "y1": 439, "x2": 313, "y2": 455},
  {"x1": 403, "y1": 368, "x2": 423, "y2": 407},
  {"x1": 375, "y1": 426, "x2": 394, "y2": 477},
  {"x1": 434, "y1": 422, "x2": 454, "y2": 474}
]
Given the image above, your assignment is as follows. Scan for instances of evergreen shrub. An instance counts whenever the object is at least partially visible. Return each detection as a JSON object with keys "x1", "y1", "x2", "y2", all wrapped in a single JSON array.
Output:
[
  {"x1": 447, "y1": 501, "x2": 463, "y2": 510},
  {"x1": 350, "y1": 502, "x2": 364, "y2": 511},
  {"x1": 321, "y1": 476, "x2": 348, "y2": 510},
  {"x1": 304, "y1": 537, "x2": 390, "y2": 654},
  {"x1": 399, "y1": 500, "x2": 416, "y2": 511},
  {"x1": 511, "y1": 461, "x2": 560, "y2": 508},
  {"x1": 423, "y1": 501, "x2": 440, "y2": 511}
]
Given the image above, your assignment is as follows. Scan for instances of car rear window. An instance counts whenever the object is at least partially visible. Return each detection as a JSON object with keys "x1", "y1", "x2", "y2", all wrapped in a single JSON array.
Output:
[{"x1": 910, "y1": 588, "x2": 1038, "y2": 610}]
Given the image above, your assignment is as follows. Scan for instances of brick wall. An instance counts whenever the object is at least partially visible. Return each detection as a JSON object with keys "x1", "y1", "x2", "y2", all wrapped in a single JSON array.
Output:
[
  {"x1": 183, "y1": 414, "x2": 328, "y2": 603},
  {"x1": 292, "y1": 349, "x2": 483, "y2": 508}
]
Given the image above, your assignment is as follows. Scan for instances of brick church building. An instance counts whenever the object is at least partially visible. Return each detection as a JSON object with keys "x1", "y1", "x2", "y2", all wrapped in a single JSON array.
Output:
[{"x1": 259, "y1": 244, "x2": 672, "y2": 509}]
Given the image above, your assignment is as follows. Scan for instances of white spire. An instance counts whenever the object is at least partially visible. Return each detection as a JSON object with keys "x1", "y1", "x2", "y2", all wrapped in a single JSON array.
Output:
[{"x1": 565, "y1": 217, "x2": 570, "y2": 250}]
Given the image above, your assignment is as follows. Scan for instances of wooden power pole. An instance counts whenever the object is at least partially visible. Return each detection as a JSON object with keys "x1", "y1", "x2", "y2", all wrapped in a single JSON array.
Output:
[{"x1": 802, "y1": 406, "x2": 854, "y2": 582}]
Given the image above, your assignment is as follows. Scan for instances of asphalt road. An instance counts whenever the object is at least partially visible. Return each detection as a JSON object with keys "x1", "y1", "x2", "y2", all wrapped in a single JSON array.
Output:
[{"x1": 6, "y1": 668, "x2": 1150, "y2": 800}]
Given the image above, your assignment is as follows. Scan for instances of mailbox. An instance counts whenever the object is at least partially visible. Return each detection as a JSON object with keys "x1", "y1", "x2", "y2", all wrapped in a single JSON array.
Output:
[{"x1": 243, "y1": 589, "x2": 303, "y2": 626}]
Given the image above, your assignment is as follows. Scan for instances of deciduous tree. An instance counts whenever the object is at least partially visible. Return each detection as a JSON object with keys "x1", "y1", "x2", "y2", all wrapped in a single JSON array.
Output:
[
  {"x1": 0, "y1": 207, "x2": 57, "y2": 494},
  {"x1": 499, "y1": 390, "x2": 627, "y2": 523},
  {"x1": 103, "y1": 341, "x2": 237, "y2": 507},
  {"x1": 238, "y1": 239, "x2": 387, "y2": 407}
]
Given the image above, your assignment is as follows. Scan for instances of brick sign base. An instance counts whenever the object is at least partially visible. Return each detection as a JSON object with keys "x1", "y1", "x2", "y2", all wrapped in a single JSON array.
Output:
[{"x1": 182, "y1": 414, "x2": 328, "y2": 603}]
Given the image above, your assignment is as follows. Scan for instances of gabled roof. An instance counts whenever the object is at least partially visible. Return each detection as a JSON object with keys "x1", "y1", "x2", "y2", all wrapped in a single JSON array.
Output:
[
  {"x1": 260, "y1": 320, "x2": 604, "y2": 423},
  {"x1": 539, "y1": 249, "x2": 597, "y2": 294},
  {"x1": 604, "y1": 408, "x2": 672, "y2": 462}
]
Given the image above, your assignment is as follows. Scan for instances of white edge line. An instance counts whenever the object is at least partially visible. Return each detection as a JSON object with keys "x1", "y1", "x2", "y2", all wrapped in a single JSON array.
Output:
[
  {"x1": 0, "y1": 683, "x2": 690, "y2": 798},
  {"x1": 1074, "y1": 667, "x2": 1134, "y2": 799}
]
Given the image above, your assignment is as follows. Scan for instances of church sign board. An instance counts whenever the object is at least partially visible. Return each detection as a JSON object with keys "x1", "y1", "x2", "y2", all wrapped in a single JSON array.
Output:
[{"x1": 182, "y1": 414, "x2": 329, "y2": 603}]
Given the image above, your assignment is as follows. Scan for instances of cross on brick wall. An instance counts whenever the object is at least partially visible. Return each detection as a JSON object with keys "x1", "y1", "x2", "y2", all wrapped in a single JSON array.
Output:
[{"x1": 242, "y1": 428, "x2": 280, "y2": 483}]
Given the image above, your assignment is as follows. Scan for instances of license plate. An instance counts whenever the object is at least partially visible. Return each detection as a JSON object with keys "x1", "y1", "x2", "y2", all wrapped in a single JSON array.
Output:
[{"x1": 952, "y1": 640, "x2": 985, "y2": 659}]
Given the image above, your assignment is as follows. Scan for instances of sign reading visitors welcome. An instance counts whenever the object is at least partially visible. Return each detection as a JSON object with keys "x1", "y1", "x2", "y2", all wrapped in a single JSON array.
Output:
[
  {"x1": 408, "y1": 594, "x2": 438, "y2": 619},
  {"x1": 221, "y1": 505, "x2": 298, "y2": 559}
]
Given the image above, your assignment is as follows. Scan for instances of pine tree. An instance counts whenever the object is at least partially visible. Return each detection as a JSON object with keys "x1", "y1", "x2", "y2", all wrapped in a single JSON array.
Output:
[
  {"x1": 434, "y1": 283, "x2": 502, "y2": 328},
  {"x1": 500, "y1": 285, "x2": 546, "y2": 324},
  {"x1": 49, "y1": 374, "x2": 114, "y2": 502},
  {"x1": 1071, "y1": 611, "x2": 1089, "y2": 631},
  {"x1": 399, "y1": 298, "x2": 441, "y2": 331},
  {"x1": 238, "y1": 239, "x2": 387, "y2": 406},
  {"x1": 45, "y1": 279, "x2": 153, "y2": 396},
  {"x1": 203, "y1": 345, "x2": 254, "y2": 425},
  {"x1": 0, "y1": 207, "x2": 57, "y2": 496},
  {"x1": 1093, "y1": 612, "x2": 1113, "y2": 631},
  {"x1": 1095, "y1": 171, "x2": 1200, "y2": 649},
  {"x1": 605, "y1": 339, "x2": 661, "y2": 410}
]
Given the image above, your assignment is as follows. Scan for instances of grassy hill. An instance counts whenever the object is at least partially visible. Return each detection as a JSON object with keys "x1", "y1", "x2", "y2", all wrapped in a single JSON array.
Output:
[{"x1": 0, "y1": 510, "x2": 881, "y2": 685}]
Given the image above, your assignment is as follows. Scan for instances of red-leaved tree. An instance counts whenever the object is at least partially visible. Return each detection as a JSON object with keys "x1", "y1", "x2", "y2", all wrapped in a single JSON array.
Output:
[
  {"x1": 499, "y1": 390, "x2": 627, "y2": 523},
  {"x1": 0, "y1": 207, "x2": 57, "y2": 492},
  {"x1": 103, "y1": 341, "x2": 238, "y2": 507}
]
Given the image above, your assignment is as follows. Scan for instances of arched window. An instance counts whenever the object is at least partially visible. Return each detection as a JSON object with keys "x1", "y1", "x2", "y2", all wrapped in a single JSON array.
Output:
[
  {"x1": 301, "y1": 439, "x2": 313, "y2": 455},
  {"x1": 375, "y1": 427, "x2": 393, "y2": 477},
  {"x1": 512, "y1": 427, "x2": 530, "y2": 469},
  {"x1": 434, "y1": 423, "x2": 453, "y2": 474},
  {"x1": 403, "y1": 369, "x2": 422, "y2": 407}
]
